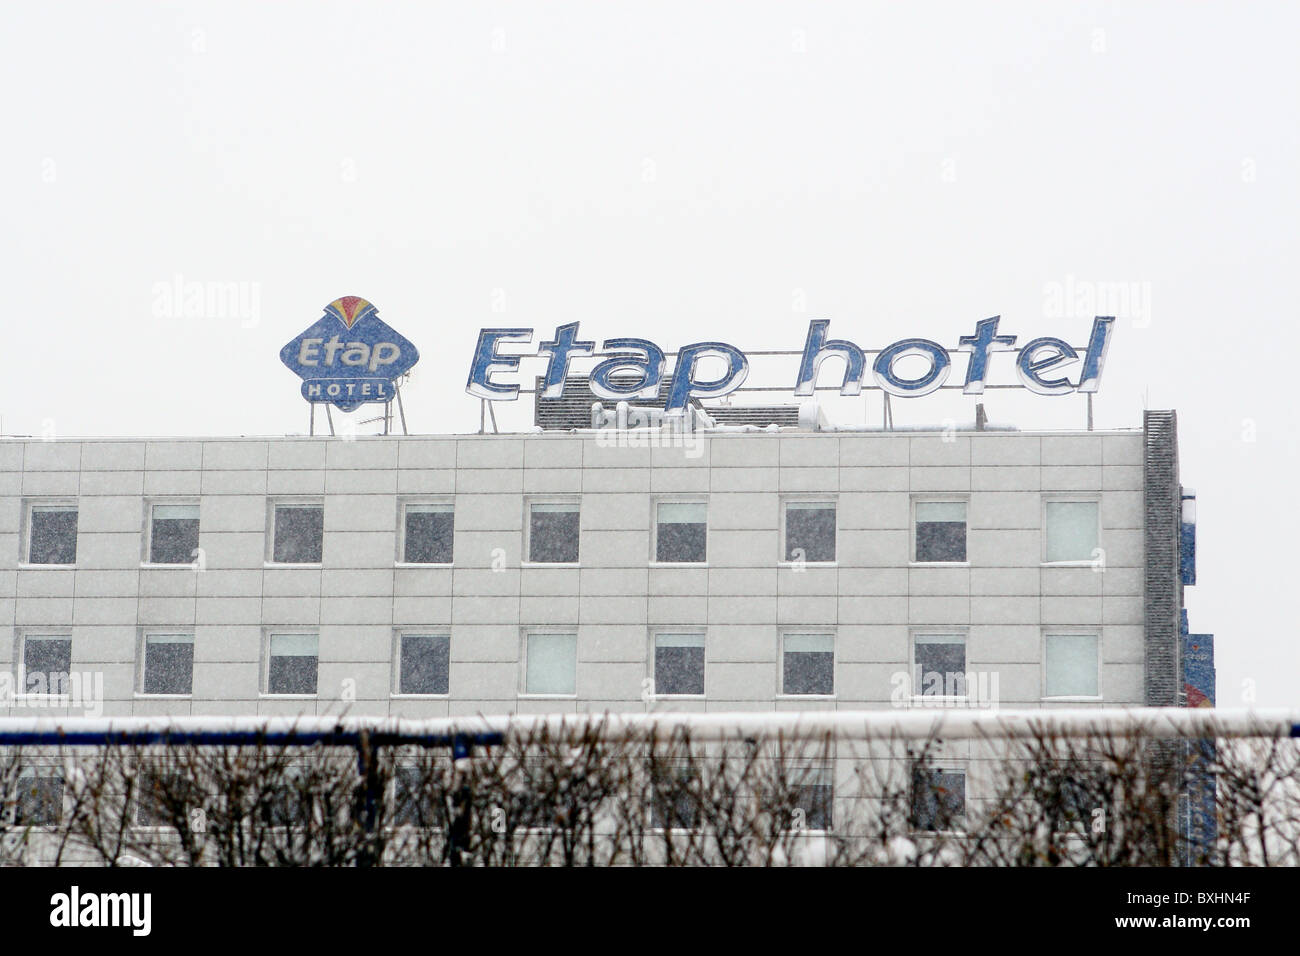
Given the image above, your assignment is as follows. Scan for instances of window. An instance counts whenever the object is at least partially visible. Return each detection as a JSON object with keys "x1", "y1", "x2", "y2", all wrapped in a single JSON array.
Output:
[
  {"x1": 26, "y1": 503, "x2": 77, "y2": 565},
  {"x1": 134, "y1": 770, "x2": 186, "y2": 828},
  {"x1": 393, "y1": 766, "x2": 439, "y2": 828},
  {"x1": 402, "y1": 502, "x2": 453, "y2": 564},
  {"x1": 914, "y1": 500, "x2": 966, "y2": 562},
  {"x1": 21, "y1": 634, "x2": 71, "y2": 696},
  {"x1": 528, "y1": 502, "x2": 580, "y2": 563},
  {"x1": 784, "y1": 500, "x2": 836, "y2": 562},
  {"x1": 782, "y1": 633, "x2": 834, "y2": 696},
  {"x1": 1045, "y1": 633, "x2": 1100, "y2": 698},
  {"x1": 14, "y1": 776, "x2": 63, "y2": 827},
  {"x1": 142, "y1": 633, "x2": 194, "y2": 695},
  {"x1": 270, "y1": 502, "x2": 323, "y2": 564},
  {"x1": 649, "y1": 763, "x2": 698, "y2": 830},
  {"x1": 653, "y1": 633, "x2": 705, "y2": 696},
  {"x1": 789, "y1": 765, "x2": 833, "y2": 831},
  {"x1": 913, "y1": 633, "x2": 967, "y2": 698},
  {"x1": 397, "y1": 633, "x2": 450, "y2": 695},
  {"x1": 1045, "y1": 499, "x2": 1100, "y2": 563},
  {"x1": 148, "y1": 503, "x2": 199, "y2": 564},
  {"x1": 911, "y1": 766, "x2": 966, "y2": 832},
  {"x1": 655, "y1": 501, "x2": 706, "y2": 563},
  {"x1": 1047, "y1": 768, "x2": 1102, "y2": 833},
  {"x1": 267, "y1": 633, "x2": 318, "y2": 695},
  {"x1": 259, "y1": 774, "x2": 310, "y2": 829},
  {"x1": 525, "y1": 632, "x2": 576, "y2": 695},
  {"x1": 515, "y1": 757, "x2": 575, "y2": 831}
]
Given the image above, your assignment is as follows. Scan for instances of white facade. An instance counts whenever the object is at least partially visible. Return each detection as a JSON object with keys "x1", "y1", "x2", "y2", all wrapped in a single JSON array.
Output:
[{"x1": 0, "y1": 429, "x2": 1149, "y2": 720}]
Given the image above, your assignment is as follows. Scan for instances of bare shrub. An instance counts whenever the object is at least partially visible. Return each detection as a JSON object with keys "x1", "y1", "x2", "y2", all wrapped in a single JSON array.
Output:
[{"x1": 1, "y1": 716, "x2": 1296, "y2": 867}]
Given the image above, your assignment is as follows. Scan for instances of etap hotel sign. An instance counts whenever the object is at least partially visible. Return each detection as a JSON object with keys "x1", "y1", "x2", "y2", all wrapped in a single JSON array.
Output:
[
  {"x1": 281, "y1": 297, "x2": 419, "y2": 412},
  {"x1": 466, "y1": 316, "x2": 1114, "y2": 413}
]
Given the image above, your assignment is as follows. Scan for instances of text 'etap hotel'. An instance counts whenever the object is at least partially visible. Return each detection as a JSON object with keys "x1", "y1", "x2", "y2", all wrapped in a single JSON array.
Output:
[{"x1": 0, "y1": 299, "x2": 1213, "y2": 733}]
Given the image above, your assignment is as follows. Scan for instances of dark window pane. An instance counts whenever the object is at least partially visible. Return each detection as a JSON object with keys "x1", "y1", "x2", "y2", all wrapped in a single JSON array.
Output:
[
  {"x1": 268, "y1": 654, "x2": 318, "y2": 694},
  {"x1": 400, "y1": 635, "x2": 450, "y2": 695},
  {"x1": 914, "y1": 640, "x2": 966, "y2": 696},
  {"x1": 273, "y1": 506, "x2": 323, "y2": 563},
  {"x1": 912, "y1": 769, "x2": 966, "y2": 831},
  {"x1": 650, "y1": 767, "x2": 698, "y2": 830},
  {"x1": 1057, "y1": 776, "x2": 1096, "y2": 826},
  {"x1": 24, "y1": 638, "x2": 71, "y2": 694},
  {"x1": 261, "y1": 779, "x2": 308, "y2": 828},
  {"x1": 786, "y1": 506, "x2": 836, "y2": 562},
  {"x1": 28, "y1": 508, "x2": 77, "y2": 564},
  {"x1": 656, "y1": 522, "x2": 706, "y2": 562},
  {"x1": 394, "y1": 766, "x2": 438, "y2": 827},
  {"x1": 150, "y1": 518, "x2": 199, "y2": 564},
  {"x1": 792, "y1": 783, "x2": 833, "y2": 831},
  {"x1": 15, "y1": 777, "x2": 62, "y2": 826},
  {"x1": 655, "y1": 644, "x2": 704, "y2": 696},
  {"x1": 404, "y1": 509, "x2": 453, "y2": 563},
  {"x1": 144, "y1": 638, "x2": 194, "y2": 694},
  {"x1": 915, "y1": 521, "x2": 966, "y2": 562},
  {"x1": 529, "y1": 508, "x2": 579, "y2": 563},
  {"x1": 514, "y1": 759, "x2": 575, "y2": 831},
  {"x1": 784, "y1": 651, "x2": 834, "y2": 695},
  {"x1": 134, "y1": 773, "x2": 184, "y2": 828}
]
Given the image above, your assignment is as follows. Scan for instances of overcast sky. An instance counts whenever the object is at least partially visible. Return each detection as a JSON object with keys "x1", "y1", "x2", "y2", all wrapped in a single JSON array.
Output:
[{"x1": 2, "y1": 2, "x2": 1296, "y2": 706}]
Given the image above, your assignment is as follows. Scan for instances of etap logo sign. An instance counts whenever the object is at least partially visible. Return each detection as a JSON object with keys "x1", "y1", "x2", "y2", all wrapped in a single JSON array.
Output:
[
  {"x1": 466, "y1": 316, "x2": 1115, "y2": 414},
  {"x1": 281, "y1": 297, "x2": 419, "y2": 412}
]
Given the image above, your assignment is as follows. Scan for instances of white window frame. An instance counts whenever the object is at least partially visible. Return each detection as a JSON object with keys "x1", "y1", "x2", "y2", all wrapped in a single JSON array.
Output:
[
  {"x1": 21, "y1": 498, "x2": 78, "y2": 568},
  {"x1": 910, "y1": 495, "x2": 970, "y2": 566},
  {"x1": 779, "y1": 630, "x2": 836, "y2": 698},
  {"x1": 136, "y1": 630, "x2": 196, "y2": 697},
  {"x1": 391, "y1": 630, "x2": 452, "y2": 698},
  {"x1": 262, "y1": 630, "x2": 320, "y2": 698},
  {"x1": 142, "y1": 498, "x2": 201, "y2": 568},
  {"x1": 649, "y1": 630, "x2": 707, "y2": 699},
  {"x1": 266, "y1": 498, "x2": 325, "y2": 567},
  {"x1": 523, "y1": 497, "x2": 582, "y2": 567},
  {"x1": 1041, "y1": 495, "x2": 1102, "y2": 566},
  {"x1": 910, "y1": 630, "x2": 970, "y2": 702},
  {"x1": 779, "y1": 497, "x2": 838, "y2": 567},
  {"x1": 14, "y1": 630, "x2": 74, "y2": 703},
  {"x1": 520, "y1": 628, "x2": 578, "y2": 698},
  {"x1": 396, "y1": 496, "x2": 455, "y2": 566},
  {"x1": 649, "y1": 497, "x2": 708, "y2": 566},
  {"x1": 1041, "y1": 630, "x2": 1103, "y2": 701}
]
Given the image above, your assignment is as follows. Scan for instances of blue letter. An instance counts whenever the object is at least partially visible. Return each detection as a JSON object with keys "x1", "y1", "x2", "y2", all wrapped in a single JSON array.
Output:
[
  {"x1": 589, "y1": 338, "x2": 666, "y2": 401},
  {"x1": 665, "y1": 342, "x2": 749, "y2": 415},
  {"x1": 872, "y1": 339, "x2": 951, "y2": 397},
  {"x1": 958, "y1": 316, "x2": 1016, "y2": 395},
  {"x1": 1016, "y1": 337, "x2": 1078, "y2": 395},
  {"x1": 466, "y1": 328, "x2": 533, "y2": 400},
  {"x1": 793, "y1": 320, "x2": 866, "y2": 396},
  {"x1": 1076, "y1": 316, "x2": 1115, "y2": 393},
  {"x1": 537, "y1": 322, "x2": 595, "y2": 399}
]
